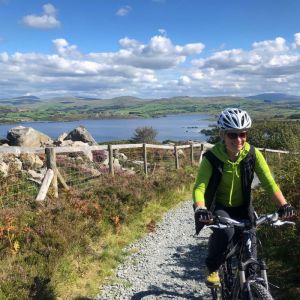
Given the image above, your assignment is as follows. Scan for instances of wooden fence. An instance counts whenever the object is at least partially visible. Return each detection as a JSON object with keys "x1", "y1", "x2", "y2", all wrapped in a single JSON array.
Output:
[{"x1": 0, "y1": 143, "x2": 289, "y2": 202}]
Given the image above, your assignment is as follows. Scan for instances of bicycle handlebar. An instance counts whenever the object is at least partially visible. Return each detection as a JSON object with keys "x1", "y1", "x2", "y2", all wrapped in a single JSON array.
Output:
[{"x1": 206, "y1": 212, "x2": 295, "y2": 229}]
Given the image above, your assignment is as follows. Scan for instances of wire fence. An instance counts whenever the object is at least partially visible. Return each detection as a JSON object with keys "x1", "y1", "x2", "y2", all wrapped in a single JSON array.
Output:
[{"x1": 0, "y1": 143, "x2": 289, "y2": 207}]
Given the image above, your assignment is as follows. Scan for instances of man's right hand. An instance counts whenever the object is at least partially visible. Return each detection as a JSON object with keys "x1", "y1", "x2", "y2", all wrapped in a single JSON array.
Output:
[{"x1": 194, "y1": 207, "x2": 213, "y2": 223}]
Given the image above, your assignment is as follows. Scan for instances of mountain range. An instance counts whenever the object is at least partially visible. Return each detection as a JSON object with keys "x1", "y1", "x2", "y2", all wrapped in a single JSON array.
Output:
[{"x1": 1, "y1": 93, "x2": 300, "y2": 106}]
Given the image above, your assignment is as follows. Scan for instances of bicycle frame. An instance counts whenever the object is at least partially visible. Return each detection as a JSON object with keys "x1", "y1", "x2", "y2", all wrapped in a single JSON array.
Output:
[
  {"x1": 227, "y1": 230, "x2": 269, "y2": 300},
  {"x1": 205, "y1": 213, "x2": 294, "y2": 300}
]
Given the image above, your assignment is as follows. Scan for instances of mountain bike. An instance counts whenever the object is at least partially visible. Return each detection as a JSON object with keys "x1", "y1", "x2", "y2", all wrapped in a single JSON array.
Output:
[{"x1": 204, "y1": 212, "x2": 294, "y2": 300}]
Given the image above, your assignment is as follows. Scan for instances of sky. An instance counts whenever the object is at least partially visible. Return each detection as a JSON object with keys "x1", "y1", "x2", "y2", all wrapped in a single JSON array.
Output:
[{"x1": 1, "y1": 0, "x2": 300, "y2": 99}]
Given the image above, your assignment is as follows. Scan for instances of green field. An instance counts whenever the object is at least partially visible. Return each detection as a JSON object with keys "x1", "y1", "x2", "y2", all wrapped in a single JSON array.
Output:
[{"x1": 1, "y1": 94, "x2": 300, "y2": 124}]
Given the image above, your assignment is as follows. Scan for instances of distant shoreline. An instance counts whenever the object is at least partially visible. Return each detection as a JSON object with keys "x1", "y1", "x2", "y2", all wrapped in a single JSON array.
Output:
[
  {"x1": 0, "y1": 114, "x2": 213, "y2": 142},
  {"x1": 0, "y1": 112, "x2": 213, "y2": 126}
]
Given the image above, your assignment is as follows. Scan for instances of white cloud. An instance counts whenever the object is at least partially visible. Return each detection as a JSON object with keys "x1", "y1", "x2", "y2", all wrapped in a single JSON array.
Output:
[
  {"x1": 116, "y1": 6, "x2": 131, "y2": 16},
  {"x1": 178, "y1": 75, "x2": 191, "y2": 86},
  {"x1": 52, "y1": 38, "x2": 81, "y2": 58},
  {"x1": 252, "y1": 37, "x2": 288, "y2": 53},
  {"x1": 112, "y1": 35, "x2": 204, "y2": 69},
  {"x1": 21, "y1": 3, "x2": 60, "y2": 29},
  {"x1": 43, "y1": 3, "x2": 57, "y2": 15},
  {"x1": 158, "y1": 28, "x2": 167, "y2": 36},
  {"x1": 2, "y1": 34, "x2": 300, "y2": 98},
  {"x1": 293, "y1": 33, "x2": 300, "y2": 48}
]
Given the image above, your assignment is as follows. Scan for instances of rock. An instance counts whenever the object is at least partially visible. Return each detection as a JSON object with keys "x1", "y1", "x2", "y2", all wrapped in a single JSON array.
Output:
[
  {"x1": 113, "y1": 158, "x2": 121, "y2": 168},
  {"x1": 7, "y1": 126, "x2": 53, "y2": 147},
  {"x1": 178, "y1": 149, "x2": 185, "y2": 157},
  {"x1": 8, "y1": 157, "x2": 22, "y2": 172},
  {"x1": 72, "y1": 141, "x2": 90, "y2": 147},
  {"x1": 59, "y1": 140, "x2": 74, "y2": 147},
  {"x1": 56, "y1": 132, "x2": 68, "y2": 145},
  {"x1": 0, "y1": 138, "x2": 9, "y2": 145},
  {"x1": 0, "y1": 161, "x2": 9, "y2": 177},
  {"x1": 20, "y1": 153, "x2": 44, "y2": 170},
  {"x1": 115, "y1": 152, "x2": 128, "y2": 161},
  {"x1": 64, "y1": 126, "x2": 98, "y2": 145},
  {"x1": 27, "y1": 169, "x2": 46, "y2": 183}
]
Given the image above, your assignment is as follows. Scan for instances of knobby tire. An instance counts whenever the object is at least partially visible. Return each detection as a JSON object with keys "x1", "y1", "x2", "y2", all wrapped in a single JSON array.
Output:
[{"x1": 248, "y1": 281, "x2": 273, "y2": 300}]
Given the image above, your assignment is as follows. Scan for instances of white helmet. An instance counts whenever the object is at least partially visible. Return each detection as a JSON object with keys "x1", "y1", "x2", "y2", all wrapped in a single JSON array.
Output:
[{"x1": 217, "y1": 108, "x2": 252, "y2": 130}]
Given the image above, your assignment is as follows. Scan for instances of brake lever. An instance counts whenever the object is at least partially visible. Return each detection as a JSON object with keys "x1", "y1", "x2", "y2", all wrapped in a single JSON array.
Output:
[{"x1": 272, "y1": 220, "x2": 295, "y2": 226}]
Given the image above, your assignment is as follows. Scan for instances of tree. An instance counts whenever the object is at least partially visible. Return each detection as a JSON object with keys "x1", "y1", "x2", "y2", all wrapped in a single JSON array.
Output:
[{"x1": 131, "y1": 126, "x2": 158, "y2": 143}]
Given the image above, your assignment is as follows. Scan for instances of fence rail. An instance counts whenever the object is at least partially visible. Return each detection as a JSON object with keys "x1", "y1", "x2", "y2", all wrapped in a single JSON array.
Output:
[{"x1": 0, "y1": 142, "x2": 289, "y2": 204}]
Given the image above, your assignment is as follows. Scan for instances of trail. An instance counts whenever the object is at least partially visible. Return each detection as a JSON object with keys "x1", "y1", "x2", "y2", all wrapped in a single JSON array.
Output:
[{"x1": 96, "y1": 200, "x2": 212, "y2": 300}]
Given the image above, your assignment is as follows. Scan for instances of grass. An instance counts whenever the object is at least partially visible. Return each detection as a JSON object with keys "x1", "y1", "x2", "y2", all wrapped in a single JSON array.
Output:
[
  {"x1": 1, "y1": 121, "x2": 299, "y2": 299},
  {"x1": 253, "y1": 152, "x2": 300, "y2": 300},
  {"x1": 54, "y1": 184, "x2": 192, "y2": 299},
  {"x1": 0, "y1": 165, "x2": 196, "y2": 299},
  {"x1": 2, "y1": 95, "x2": 300, "y2": 124}
]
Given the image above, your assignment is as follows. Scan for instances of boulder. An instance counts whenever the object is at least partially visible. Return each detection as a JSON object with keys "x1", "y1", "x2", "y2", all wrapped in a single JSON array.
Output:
[
  {"x1": 113, "y1": 149, "x2": 128, "y2": 161},
  {"x1": 27, "y1": 169, "x2": 47, "y2": 184},
  {"x1": 7, "y1": 126, "x2": 53, "y2": 147},
  {"x1": 0, "y1": 138, "x2": 9, "y2": 145},
  {"x1": 55, "y1": 132, "x2": 68, "y2": 145},
  {"x1": 20, "y1": 153, "x2": 44, "y2": 170},
  {"x1": 64, "y1": 126, "x2": 97, "y2": 145},
  {"x1": 177, "y1": 149, "x2": 185, "y2": 157},
  {"x1": 0, "y1": 161, "x2": 9, "y2": 177},
  {"x1": 8, "y1": 157, "x2": 22, "y2": 172}
]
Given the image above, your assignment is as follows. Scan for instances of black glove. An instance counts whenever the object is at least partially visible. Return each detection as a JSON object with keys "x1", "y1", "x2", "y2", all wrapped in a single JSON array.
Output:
[
  {"x1": 194, "y1": 207, "x2": 213, "y2": 235},
  {"x1": 278, "y1": 203, "x2": 296, "y2": 218}
]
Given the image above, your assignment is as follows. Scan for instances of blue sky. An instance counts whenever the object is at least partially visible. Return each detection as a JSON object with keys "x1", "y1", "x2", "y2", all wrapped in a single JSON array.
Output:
[{"x1": 1, "y1": 0, "x2": 300, "y2": 99}]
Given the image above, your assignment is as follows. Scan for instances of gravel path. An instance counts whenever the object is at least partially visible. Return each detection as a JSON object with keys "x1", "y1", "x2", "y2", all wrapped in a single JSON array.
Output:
[{"x1": 96, "y1": 200, "x2": 212, "y2": 300}]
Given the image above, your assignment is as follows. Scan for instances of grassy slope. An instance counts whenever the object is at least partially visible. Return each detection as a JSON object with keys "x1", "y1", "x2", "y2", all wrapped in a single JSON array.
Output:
[
  {"x1": 0, "y1": 166, "x2": 197, "y2": 300},
  {"x1": 1, "y1": 95, "x2": 300, "y2": 123}
]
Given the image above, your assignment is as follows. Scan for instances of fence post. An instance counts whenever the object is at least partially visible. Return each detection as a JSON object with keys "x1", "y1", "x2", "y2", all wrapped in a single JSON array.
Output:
[
  {"x1": 174, "y1": 146, "x2": 179, "y2": 169},
  {"x1": 36, "y1": 169, "x2": 54, "y2": 201},
  {"x1": 190, "y1": 144, "x2": 194, "y2": 166},
  {"x1": 143, "y1": 143, "x2": 148, "y2": 176},
  {"x1": 199, "y1": 144, "x2": 204, "y2": 165},
  {"x1": 108, "y1": 144, "x2": 114, "y2": 176},
  {"x1": 45, "y1": 147, "x2": 58, "y2": 198}
]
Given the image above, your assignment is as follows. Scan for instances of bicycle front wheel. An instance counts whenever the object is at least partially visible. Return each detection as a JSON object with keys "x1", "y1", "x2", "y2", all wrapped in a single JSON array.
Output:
[{"x1": 249, "y1": 281, "x2": 273, "y2": 300}]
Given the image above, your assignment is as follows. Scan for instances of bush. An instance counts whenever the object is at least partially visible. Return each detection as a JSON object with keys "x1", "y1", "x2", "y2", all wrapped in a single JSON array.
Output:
[
  {"x1": 254, "y1": 152, "x2": 300, "y2": 299},
  {"x1": 0, "y1": 165, "x2": 196, "y2": 299},
  {"x1": 200, "y1": 120, "x2": 300, "y2": 151},
  {"x1": 130, "y1": 126, "x2": 158, "y2": 143}
]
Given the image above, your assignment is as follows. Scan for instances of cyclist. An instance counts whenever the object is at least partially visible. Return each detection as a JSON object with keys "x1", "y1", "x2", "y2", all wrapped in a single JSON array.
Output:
[{"x1": 193, "y1": 108, "x2": 295, "y2": 287}]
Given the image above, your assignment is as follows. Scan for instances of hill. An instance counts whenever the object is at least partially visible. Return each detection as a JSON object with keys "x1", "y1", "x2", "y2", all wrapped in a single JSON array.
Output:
[
  {"x1": 0, "y1": 93, "x2": 300, "y2": 123},
  {"x1": 0, "y1": 95, "x2": 41, "y2": 105},
  {"x1": 246, "y1": 93, "x2": 300, "y2": 102}
]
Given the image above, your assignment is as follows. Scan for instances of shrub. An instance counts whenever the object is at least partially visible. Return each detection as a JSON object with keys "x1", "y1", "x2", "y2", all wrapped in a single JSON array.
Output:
[{"x1": 130, "y1": 126, "x2": 158, "y2": 143}]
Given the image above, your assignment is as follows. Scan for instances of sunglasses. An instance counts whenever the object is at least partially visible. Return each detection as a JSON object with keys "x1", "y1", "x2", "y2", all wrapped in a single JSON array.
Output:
[{"x1": 226, "y1": 132, "x2": 247, "y2": 139}]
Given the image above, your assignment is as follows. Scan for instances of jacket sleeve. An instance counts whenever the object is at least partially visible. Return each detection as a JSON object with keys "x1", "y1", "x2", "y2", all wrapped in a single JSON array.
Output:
[
  {"x1": 192, "y1": 156, "x2": 213, "y2": 204},
  {"x1": 254, "y1": 148, "x2": 280, "y2": 195}
]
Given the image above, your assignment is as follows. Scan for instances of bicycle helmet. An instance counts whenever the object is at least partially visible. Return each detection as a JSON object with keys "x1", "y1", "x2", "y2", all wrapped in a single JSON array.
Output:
[{"x1": 217, "y1": 108, "x2": 252, "y2": 130}]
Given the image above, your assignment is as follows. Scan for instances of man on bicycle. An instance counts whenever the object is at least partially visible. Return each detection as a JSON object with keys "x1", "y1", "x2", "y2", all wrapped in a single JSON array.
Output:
[{"x1": 193, "y1": 108, "x2": 295, "y2": 287}]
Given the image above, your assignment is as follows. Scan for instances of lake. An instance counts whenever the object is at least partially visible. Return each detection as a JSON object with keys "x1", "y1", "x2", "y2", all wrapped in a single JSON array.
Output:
[{"x1": 0, "y1": 114, "x2": 214, "y2": 142}]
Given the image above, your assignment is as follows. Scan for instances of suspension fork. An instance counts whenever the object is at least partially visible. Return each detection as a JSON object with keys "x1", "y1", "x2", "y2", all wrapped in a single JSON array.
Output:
[
  {"x1": 238, "y1": 261, "x2": 246, "y2": 287},
  {"x1": 259, "y1": 259, "x2": 269, "y2": 290}
]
